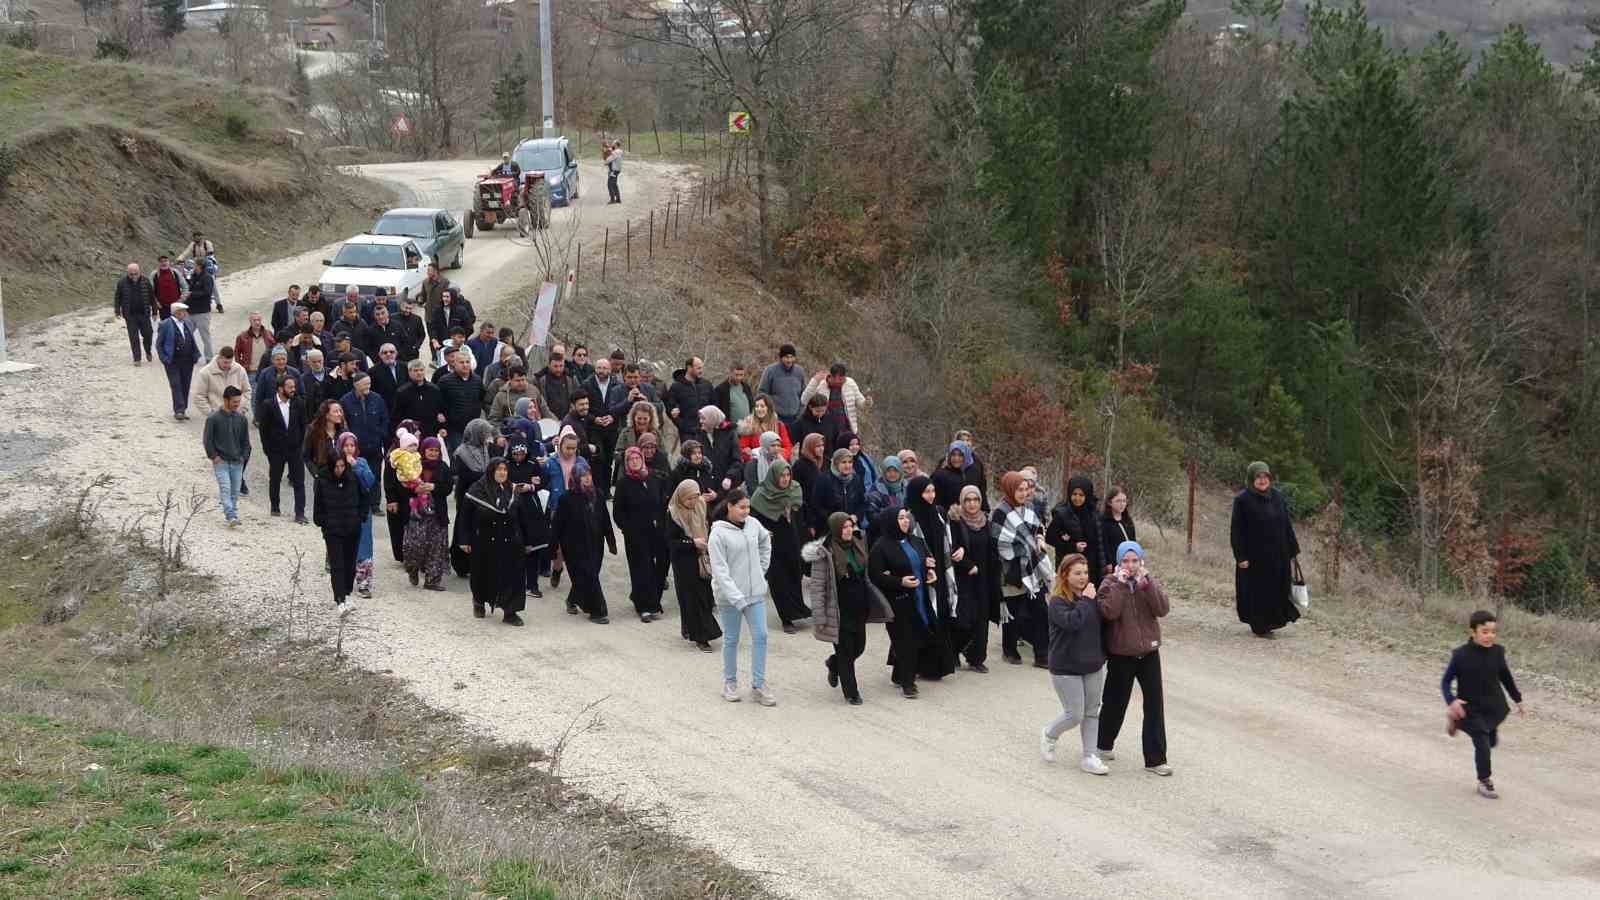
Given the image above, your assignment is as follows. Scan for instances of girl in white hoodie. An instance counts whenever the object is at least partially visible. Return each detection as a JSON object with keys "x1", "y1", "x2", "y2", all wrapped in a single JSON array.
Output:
[{"x1": 710, "y1": 488, "x2": 775, "y2": 705}]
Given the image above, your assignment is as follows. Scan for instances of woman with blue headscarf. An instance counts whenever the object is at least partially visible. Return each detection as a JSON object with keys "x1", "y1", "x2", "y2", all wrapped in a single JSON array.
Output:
[
  {"x1": 933, "y1": 438, "x2": 988, "y2": 512},
  {"x1": 868, "y1": 507, "x2": 938, "y2": 698},
  {"x1": 1095, "y1": 539, "x2": 1172, "y2": 776}
]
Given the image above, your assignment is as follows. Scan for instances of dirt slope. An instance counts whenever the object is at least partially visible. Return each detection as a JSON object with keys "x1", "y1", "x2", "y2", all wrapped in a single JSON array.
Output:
[{"x1": 0, "y1": 159, "x2": 1597, "y2": 898}]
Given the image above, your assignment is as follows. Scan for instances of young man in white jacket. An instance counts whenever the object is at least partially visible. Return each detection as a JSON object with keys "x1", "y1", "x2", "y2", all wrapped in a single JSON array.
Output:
[{"x1": 710, "y1": 488, "x2": 775, "y2": 705}]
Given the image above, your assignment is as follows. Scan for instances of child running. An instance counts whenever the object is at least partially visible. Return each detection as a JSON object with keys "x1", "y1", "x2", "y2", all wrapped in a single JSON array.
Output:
[
  {"x1": 1441, "y1": 610, "x2": 1526, "y2": 799},
  {"x1": 1040, "y1": 553, "x2": 1110, "y2": 775}
]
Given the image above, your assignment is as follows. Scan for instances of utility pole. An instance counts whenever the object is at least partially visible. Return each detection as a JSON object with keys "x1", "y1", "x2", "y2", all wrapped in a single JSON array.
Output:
[{"x1": 538, "y1": 0, "x2": 555, "y2": 135}]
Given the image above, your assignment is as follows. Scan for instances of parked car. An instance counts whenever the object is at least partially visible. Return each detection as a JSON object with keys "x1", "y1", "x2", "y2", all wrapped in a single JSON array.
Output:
[
  {"x1": 369, "y1": 207, "x2": 465, "y2": 269},
  {"x1": 510, "y1": 136, "x2": 580, "y2": 207},
  {"x1": 317, "y1": 235, "x2": 426, "y2": 302}
]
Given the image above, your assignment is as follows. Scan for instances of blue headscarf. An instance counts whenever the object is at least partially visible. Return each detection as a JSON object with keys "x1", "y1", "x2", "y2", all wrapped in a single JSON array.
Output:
[
  {"x1": 948, "y1": 441, "x2": 974, "y2": 470},
  {"x1": 1115, "y1": 540, "x2": 1144, "y2": 564}
]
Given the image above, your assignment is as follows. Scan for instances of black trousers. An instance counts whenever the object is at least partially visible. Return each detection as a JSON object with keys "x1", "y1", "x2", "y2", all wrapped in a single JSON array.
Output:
[
  {"x1": 959, "y1": 616, "x2": 989, "y2": 665},
  {"x1": 125, "y1": 315, "x2": 154, "y2": 361},
  {"x1": 570, "y1": 566, "x2": 608, "y2": 619},
  {"x1": 622, "y1": 529, "x2": 663, "y2": 615},
  {"x1": 1001, "y1": 594, "x2": 1047, "y2": 663},
  {"x1": 325, "y1": 533, "x2": 359, "y2": 603},
  {"x1": 164, "y1": 360, "x2": 195, "y2": 415},
  {"x1": 1460, "y1": 719, "x2": 1499, "y2": 781},
  {"x1": 523, "y1": 547, "x2": 544, "y2": 592},
  {"x1": 607, "y1": 171, "x2": 621, "y2": 201},
  {"x1": 1098, "y1": 651, "x2": 1167, "y2": 767},
  {"x1": 386, "y1": 501, "x2": 408, "y2": 561},
  {"x1": 267, "y1": 451, "x2": 306, "y2": 517},
  {"x1": 829, "y1": 625, "x2": 866, "y2": 701}
]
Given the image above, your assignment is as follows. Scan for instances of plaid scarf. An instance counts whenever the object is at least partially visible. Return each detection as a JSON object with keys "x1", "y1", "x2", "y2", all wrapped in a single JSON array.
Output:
[{"x1": 996, "y1": 499, "x2": 1052, "y2": 596}]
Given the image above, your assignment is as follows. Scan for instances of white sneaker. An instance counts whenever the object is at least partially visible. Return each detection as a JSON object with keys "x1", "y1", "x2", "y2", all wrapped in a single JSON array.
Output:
[
  {"x1": 1080, "y1": 755, "x2": 1110, "y2": 776},
  {"x1": 752, "y1": 686, "x2": 777, "y2": 707},
  {"x1": 1145, "y1": 764, "x2": 1173, "y2": 777},
  {"x1": 721, "y1": 682, "x2": 741, "y2": 702},
  {"x1": 1099, "y1": 750, "x2": 1115, "y2": 761},
  {"x1": 1039, "y1": 729, "x2": 1057, "y2": 763},
  {"x1": 336, "y1": 599, "x2": 351, "y2": 618}
]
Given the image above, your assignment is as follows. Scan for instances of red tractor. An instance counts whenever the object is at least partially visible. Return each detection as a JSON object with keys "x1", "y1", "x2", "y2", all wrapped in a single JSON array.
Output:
[{"x1": 468, "y1": 171, "x2": 550, "y2": 237}]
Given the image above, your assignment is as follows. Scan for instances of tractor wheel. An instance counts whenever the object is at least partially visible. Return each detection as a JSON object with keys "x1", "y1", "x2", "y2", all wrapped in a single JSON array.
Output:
[{"x1": 464, "y1": 214, "x2": 475, "y2": 239}]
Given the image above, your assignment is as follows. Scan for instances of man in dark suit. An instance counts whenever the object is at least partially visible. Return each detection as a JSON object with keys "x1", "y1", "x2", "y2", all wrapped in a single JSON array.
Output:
[
  {"x1": 368, "y1": 343, "x2": 405, "y2": 415},
  {"x1": 156, "y1": 302, "x2": 201, "y2": 420},
  {"x1": 583, "y1": 356, "x2": 626, "y2": 497},
  {"x1": 271, "y1": 284, "x2": 302, "y2": 335},
  {"x1": 362, "y1": 304, "x2": 406, "y2": 362},
  {"x1": 258, "y1": 371, "x2": 309, "y2": 523}
]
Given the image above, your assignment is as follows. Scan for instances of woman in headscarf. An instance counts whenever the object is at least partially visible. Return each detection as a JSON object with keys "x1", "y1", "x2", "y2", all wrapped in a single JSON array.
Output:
[
  {"x1": 1230, "y1": 461, "x2": 1301, "y2": 638},
  {"x1": 636, "y1": 431, "x2": 670, "y2": 484},
  {"x1": 953, "y1": 484, "x2": 1001, "y2": 672},
  {"x1": 542, "y1": 427, "x2": 583, "y2": 590},
  {"x1": 666, "y1": 478, "x2": 722, "y2": 650},
  {"x1": 303, "y1": 400, "x2": 347, "y2": 479},
  {"x1": 802, "y1": 511, "x2": 878, "y2": 705},
  {"x1": 997, "y1": 471, "x2": 1053, "y2": 667},
  {"x1": 904, "y1": 475, "x2": 958, "y2": 680},
  {"x1": 932, "y1": 440, "x2": 986, "y2": 511},
  {"x1": 1048, "y1": 476, "x2": 1104, "y2": 579},
  {"x1": 838, "y1": 431, "x2": 877, "y2": 496},
  {"x1": 1020, "y1": 465, "x2": 1050, "y2": 521},
  {"x1": 737, "y1": 392, "x2": 792, "y2": 461},
  {"x1": 790, "y1": 432, "x2": 827, "y2": 538},
  {"x1": 865, "y1": 453, "x2": 907, "y2": 520},
  {"x1": 670, "y1": 439, "x2": 717, "y2": 501},
  {"x1": 741, "y1": 430, "x2": 784, "y2": 490},
  {"x1": 1096, "y1": 540, "x2": 1172, "y2": 775},
  {"x1": 613, "y1": 446, "x2": 667, "y2": 621},
  {"x1": 812, "y1": 448, "x2": 866, "y2": 538},
  {"x1": 503, "y1": 396, "x2": 545, "y2": 455},
  {"x1": 552, "y1": 460, "x2": 617, "y2": 623},
  {"x1": 383, "y1": 420, "x2": 423, "y2": 562},
  {"x1": 462, "y1": 457, "x2": 531, "y2": 625},
  {"x1": 699, "y1": 405, "x2": 743, "y2": 501},
  {"x1": 450, "y1": 418, "x2": 499, "y2": 577},
  {"x1": 611, "y1": 400, "x2": 661, "y2": 486},
  {"x1": 1100, "y1": 486, "x2": 1137, "y2": 577},
  {"x1": 749, "y1": 459, "x2": 811, "y2": 634},
  {"x1": 505, "y1": 441, "x2": 550, "y2": 598},
  {"x1": 338, "y1": 433, "x2": 380, "y2": 599},
  {"x1": 313, "y1": 444, "x2": 369, "y2": 617},
  {"x1": 399, "y1": 436, "x2": 454, "y2": 591},
  {"x1": 952, "y1": 429, "x2": 990, "y2": 506},
  {"x1": 868, "y1": 507, "x2": 937, "y2": 698}
]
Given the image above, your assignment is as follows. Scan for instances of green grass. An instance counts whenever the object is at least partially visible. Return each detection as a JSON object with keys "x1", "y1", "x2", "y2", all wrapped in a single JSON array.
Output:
[{"x1": 0, "y1": 714, "x2": 557, "y2": 900}]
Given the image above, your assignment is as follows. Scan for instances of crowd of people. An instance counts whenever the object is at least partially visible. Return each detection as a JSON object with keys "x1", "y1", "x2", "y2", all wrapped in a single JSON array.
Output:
[{"x1": 114, "y1": 253, "x2": 1524, "y2": 793}]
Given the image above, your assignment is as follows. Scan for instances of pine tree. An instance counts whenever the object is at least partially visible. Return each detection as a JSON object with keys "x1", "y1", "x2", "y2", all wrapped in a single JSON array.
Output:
[
  {"x1": 1247, "y1": 379, "x2": 1326, "y2": 512},
  {"x1": 147, "y1": 0, "x2": 186, "y2": 41},
  {"x1": 491, "y1": 53, "x2": 529, "y2": 132}
]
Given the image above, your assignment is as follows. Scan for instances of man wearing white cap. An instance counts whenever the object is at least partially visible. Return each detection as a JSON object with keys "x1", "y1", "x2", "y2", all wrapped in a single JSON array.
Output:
[{"x1": 157, "y1": 302, "x2": 201, "y2": 421}]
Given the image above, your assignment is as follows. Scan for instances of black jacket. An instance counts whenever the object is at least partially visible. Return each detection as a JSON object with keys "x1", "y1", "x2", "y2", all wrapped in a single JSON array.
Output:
[
  {"x1": 552, "y1": 488, "x2": 616, "y2": 571},
  {"x1": 1047, "y1": 594, "x2": 1106, "y2": 675},
  {"x1": 186, "y1": 269, "x2": 217, "y2": 315},
  {"x1": 788, "y1": 412, "x2": 838, "y2": 460},
  {"x1": 368, "y1": 360, "x2": 405, "y2": 413},
  {"x1": 612, "y1": 473, "x2": 665, "y2": 533},
  {"x1": 437, "y1": 373, "x2": 486, "y2": 432},
  {"x1": 1099, "y1": 512, "x2": 1137, "y2": 575},
  {"x1": 114, "y1": 274, "x2": 156, "y2": 317},
  {"x1": 703, "y1": 422, "x2": 744, "y2": 494},
  {"x1": 313, "y1": 467, "x2": 368, "y2": 538},
  {"x1": 666, "y1": 369, "x2": 715, "y2": 438},
  {"x1": 1048, "y1": 485, "x2": 1103, "y2": 575},
  {"x1": 391, "y1": 312, "x2": 427, "y2": 361},
  {"x1": 361, "y1": 320, "x2": 406, "y2": 361},
  {"x1": 258, "y1": 392, "x2": 307, "y2": 457},
  {"x1": 428, "y1": 302, "x2": 474, "y2": 348},
  {"x1": 534, "y1": 369, "x2": 582, "y2": 419}
]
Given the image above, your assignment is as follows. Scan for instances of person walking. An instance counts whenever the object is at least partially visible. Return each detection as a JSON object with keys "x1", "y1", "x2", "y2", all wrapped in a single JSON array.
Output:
[
  {"x1": 1048, "y1": 476, "x2": 1104, "y2": 579},
  {"x1": 233, "y1": 312, "x2": 275, "y2": 374},
  {"x1": 113, "y1": 263, "x2": 158, "y2": 365},
  {"x1": 613, "y1": 447, "x2": 668, "y2": 621},
  {"x1": 451, "y1": 419, "x2": 498, "y2": 577},
  {"x1": 667, "y1": 479, "x2": 723, "y2": 651},
  {"x1": 803, "y1": 511, "x2": 884, "y2": 706},
  {"x1": 340, "y1": 372, "x2": 390, "y2": 513},
  {"x1": 1100, "y1": 486, "x2": 1137, "y2": 577},
  {"x1": 260, "y1": 372, "x2": 308, "y2": 523},
  {"x1": 1442, "y1": 610, "x2": 1526, "y2": 799},
  {"x1": 399, "y1": 436, "x2": 454, "y2": 590},
  {"x1": 749, "y1": 459, "x2": 811, "y2": 634},
  {"x1": 737, "y1": 394, "x2": 792, "y2": 461},
  {"x1": 504, "y1": 441, "x2": 551, "y2": 599},
  {"x1": 953, "y1": 484, "x2": 1000, "y2": 673},
  {"x1": 801, "y1": 363, "x2": 872, "y2": 437},
  {"x1": 553, "y1": 462, "x2": 617, "y2": 623},
  {"x1": 461, "y1": 458, "x2": 531, "y2": 625},
  {"x1": 1040, "y1": 553, "x2": 1111, "y2": 775},
  {"x1": 156, "y1": 303, "x2": 201, "y2": 421},
  {"x1": 1095, "y1": 540, "x2": 1172, "y2": 776},
  {"x1": 867, "y1": 507, "x2": 938, "y2": 699},
  {"x1": 313, "y1": 446, "x2": 369, "y2": 617},
  {"x1": 150, "y1": 254, "x2": 189, "y2": 321},
  {"x1": 202, "y1": 386, "x2": 251, "y2": 526},
  {"x1": 303, "y1": 400, "x2": 347, "y2": 479},
  {"x1": 1230, "y1": 461, "x2": 1302, "y2": 638},
  {"x1": 710, "y1": 488, "x2": 776, "y2": 705},
  {"x1": 757, "y1": 345, "x2": 807, "y2": 429},
  {"x1": 667, "y1": 357, "x2": 715, "y2": 446},
  {"x1": 337, "y1": 433, "x2": 380, "y2": 599},
  {"x1": 183, "y1": 259, "x2": 220, "y2": 363},
  {"x1": 996, "y1": 471, "x2": 1052, "y2": 667},
  {"x1": 605, "y1": 140, "x2": 624, "y2": 203},
  {"x1": 931, "y1": 441, "x2": 981, "y2": 511},
  {"x1": 865, "y1": 454, "x2": 908, "y2": 520},
  {"x1": 904, "y1": 475, "x2": 958, "y2": 680}
]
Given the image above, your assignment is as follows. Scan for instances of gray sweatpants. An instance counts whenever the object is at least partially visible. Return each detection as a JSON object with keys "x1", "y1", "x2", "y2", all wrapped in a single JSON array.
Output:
[
  {"x1": 189, "y1": 312, "x2": 216, "y2": 360},
  {"x1": 1045, "y1": 665, "x2": 1106, "y2": 757}
]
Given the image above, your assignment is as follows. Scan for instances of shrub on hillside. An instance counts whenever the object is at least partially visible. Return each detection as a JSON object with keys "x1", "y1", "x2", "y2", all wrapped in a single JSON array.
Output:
[
  {"x1": 0, "y1": 143, "x2": 17, "y2": 199},
  {"x1": 1518, "y1": 537, "x2": 1592, "y2": 615},
  {"x1": 94, "y1": 36, "x2": 131, "y2": 60},
  {"x1": 3, "y1": 24, "x2": 38, "y2": 49}
]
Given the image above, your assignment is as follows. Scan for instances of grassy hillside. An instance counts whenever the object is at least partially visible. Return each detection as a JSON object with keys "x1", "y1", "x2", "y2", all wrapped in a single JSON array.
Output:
[{"x1": 0, "y1": 47, "x2": 385, "y2": 328}]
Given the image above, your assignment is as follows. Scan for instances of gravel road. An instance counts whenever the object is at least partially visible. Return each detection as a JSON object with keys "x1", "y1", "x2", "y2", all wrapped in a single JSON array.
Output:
[{"x1": 1, "y1": 158, "x2": 1597, "y2": 899}]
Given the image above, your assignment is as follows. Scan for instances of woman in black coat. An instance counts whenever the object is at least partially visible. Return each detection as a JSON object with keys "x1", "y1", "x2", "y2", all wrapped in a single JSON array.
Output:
[
  {"x1": 1047, "y1": 476, "x2": 1103, "y2": 577},
  {"x1": 867, "y1": 508, "x2": 938, "y2": 699},
  {"x1": 461, "y1": 458, "x2": 530, "y2": 625},
  {"x1": 952, "y1": 484, "x2": 1001, "y2": 672},
  {"x1": 313, "y1": 451, "x2": 368, "y2": 615},
  {"x1": 749, "y1": 460, "x2": 811, "y2": 633},
  {"x1": 905, "y1": 475, "x2": 958, "y2": 680},
  {"x1": 552, "y1": 461, "x2": 617, "y2": 624},
  {"x1": 613, "y1": 447, "x2": 667, "y2": 621},
  {"x1": 697, "y1": 406, "x2": 744, "y2": 502},
  {"x1": 1099, "y1": 486, "x2": 1137, "y2": 578},
  {"x1": 791, "y1": 433, "x2": 827, "y2": 540},
  {"x1": 1230, "y1": 461, "x2": 1301, "y2": 637},
  {"x1": 450, "y1": 419, "x2": 498, "y2": 577},
  {"x1": 505, "y1": 441, "x2": 551, "y2": 598},
  {"x1": 666, "y1": 478, "x2": 722, "y2": 650},
  {"x1": 670, "y1": 440, "x2": 717, "y2": 499}
]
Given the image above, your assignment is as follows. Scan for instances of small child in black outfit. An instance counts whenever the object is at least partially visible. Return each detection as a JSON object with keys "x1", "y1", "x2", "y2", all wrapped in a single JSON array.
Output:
[{"x1": 1441, "y1": 610, "x2": 1525, "y2": 799}]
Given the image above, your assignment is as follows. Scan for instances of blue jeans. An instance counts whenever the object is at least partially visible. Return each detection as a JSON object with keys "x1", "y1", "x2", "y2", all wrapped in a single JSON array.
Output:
[
  {"x1": 213, "y1": 461, "x2": 244, "y2": 520},
  {"x1": 719, "y1": 600, "x2": 768, "y2": 688}
]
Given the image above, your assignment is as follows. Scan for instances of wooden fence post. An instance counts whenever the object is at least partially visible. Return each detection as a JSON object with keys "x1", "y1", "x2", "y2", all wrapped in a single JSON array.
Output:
[
  {"x1": 649, "y1": 209, "x2": 655, "y2": 258},
  {"x1": 1186, "y1": 459, "x2": 1197, "y2": 556},
  {"x1": 601, "y1": 228, "x2": 609, "y2": 282},
  {"x1": 626, "y1": 221, "x2": 631, "y2": 272}
]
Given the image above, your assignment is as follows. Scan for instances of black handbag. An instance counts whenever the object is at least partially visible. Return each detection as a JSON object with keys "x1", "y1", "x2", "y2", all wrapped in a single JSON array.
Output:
[{"x1": 865, "y1": 580, "x2": 895, "y2": 624}]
